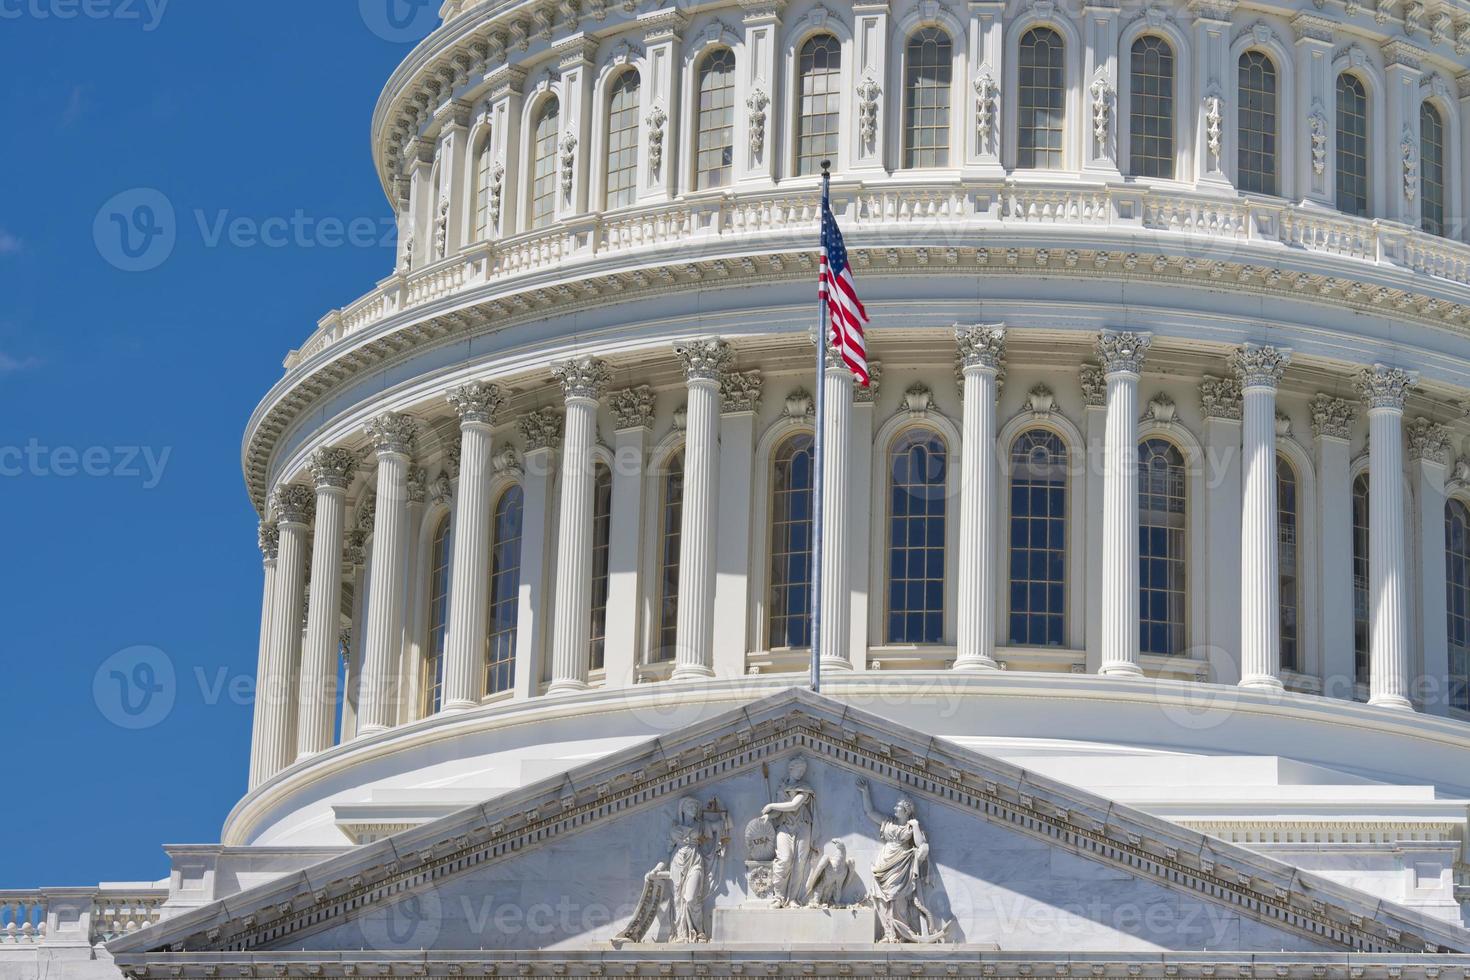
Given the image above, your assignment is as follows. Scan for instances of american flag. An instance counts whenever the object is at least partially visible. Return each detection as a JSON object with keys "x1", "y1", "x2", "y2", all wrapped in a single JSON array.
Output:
[{"x1": 819, "y1": 198, "x2": 870, "y2": 387}]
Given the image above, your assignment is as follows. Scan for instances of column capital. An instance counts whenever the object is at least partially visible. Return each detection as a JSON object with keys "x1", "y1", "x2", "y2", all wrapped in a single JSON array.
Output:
[
  {"x1": 854, "y1": 361, "x2": 883, "y2": 404},
  {"x1": 518, "y1": 408, "x2": 565, "y2": 452},
  {"x1": 272, "y1": 484, "x2": 316, "y2": 527},
  {"x1": 1310, "y1": 394, "x2": 1357, "y2": 440},
  {"x1": 365, "y1": 412, "x2": 419, "y2": 456},
  {"x1": 1407, "y1": 416, "x2": 1454, "y2": 464},
  {"x1": 552, "y1": 356, "x2": 611, "y2": 402},
  {"x1": 258, "y1": 521, "x2": 280, "y2": 562},
  {"x1": 308, "y1": 447, "x2": 357, "y2": 491},
  {"x1": 721, "y1": 370, "x2": 764, "y2": 414},
  {"x1": 1357, "y1": 364, "x2": 1419, "y2": 411},
  {"x1": 1232, "y1": 344, "x2": 1292, "y2": 389},
  {"x1": 955, "y1": 323, "x2": 1006, "y2": 371},
  {"x1": 1200, "y1": 375, "x2": 1243, "y2": 421},
  {"x1": 1096, "y1": 331, "x2": 1151, "y2": 376},
  {"x1": 674, "y1": 338, "x2": 732, "y2": 383},
  {"x1": 447, "y1": 381, "x2": 504, "y2": 425},
  {"x1": 610, "y1": 385, "x2": 656, "y2": 430},
  {"x1": 1080, "y1": 364, "x2": 1107, "y2": 407}
]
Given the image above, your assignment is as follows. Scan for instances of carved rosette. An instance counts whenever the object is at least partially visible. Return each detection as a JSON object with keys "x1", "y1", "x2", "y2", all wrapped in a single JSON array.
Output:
[
  {"x1": 272, "y1": 484, "x2": 316, "y2": 526},
  {"x1": 258, "y1": 521, "x2": 280, "y2": 562},
  {"x1": 1407, "y1": 417, "x2": 1453, "y2": 464},
  {"x1": 609, "y1": 385, "x2": 656, "y2": 430},
  {"x1": 1357, "y1": 365, "x2": 1417, "y2": 411},
  {"x1": 1199, "y1": 375, "x2": 1243, "y2": 421},
  {"x1": 308, "y1": 447, "x2": 358, "y2": 491},
  {"x1": 1080, "y1": 365, "x2": 1107, "y2": 407},
  {"x1": 365, "y1": 412, "x2": 419, "y2": 457},
  {"x1": 1310, "y1": 394, "x2": 1356, "y2": 440},
  {"x1": 552, "y1": 356, "x2": 611, "y2": 402},
  {"x1": 447, "y1": 381, "x2": 505, "y2": 425},
  {"x1": 1231, "y1": 344, "x2": 1291, "y2": 389},
  {"x1": 518, "y1": 409, "x2": 565, "y2": 452},
  {"x1": 854, "y1": 361, "x2": 882, "y2": 404},
  {"x1": 720, "y1": 370, "x2": 764, "y2": 414},
  {"x1": 955, "y1": 324, "x2": 1006, "y2": 372},
  {"x1": 674, "y1": 339, "x2": 732, "y2": 384},
  {"x1": 1095, "y1": 331, "x2": 1151, "y2": 376}
]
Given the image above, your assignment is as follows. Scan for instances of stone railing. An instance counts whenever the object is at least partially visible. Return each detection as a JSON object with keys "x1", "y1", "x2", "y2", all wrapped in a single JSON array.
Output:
[
  {"x1": 0, "y1": 887, "x2": 167, "y2": 949},
  {"x1": 281, "y1": 180, "x2": 1470, "y2": 371},
  {"x1": 0, "y1": 893, "x2": 45, "y2": 944}
]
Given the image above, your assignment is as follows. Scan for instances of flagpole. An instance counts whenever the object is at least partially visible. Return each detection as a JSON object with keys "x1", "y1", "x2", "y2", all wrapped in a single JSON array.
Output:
[{"x1": 811, "y1": 161, "x2": 832, "y2": 694}]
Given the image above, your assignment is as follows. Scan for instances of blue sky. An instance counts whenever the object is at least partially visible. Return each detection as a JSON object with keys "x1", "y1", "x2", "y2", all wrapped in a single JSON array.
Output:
[{"x1": 0, "y1": 3, "x2": 433, "y2": 887}]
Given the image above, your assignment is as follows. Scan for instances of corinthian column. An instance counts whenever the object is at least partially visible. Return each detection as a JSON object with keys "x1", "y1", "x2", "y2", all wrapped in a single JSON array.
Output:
[
  {"x1": 261, "y1": 485, "x2": 313, "y2": 778},
  {"x1": 442, "y1": 382, "x2": 504, "y2": 711},
  {"x1": 1359, "y1": 365, "x2": 1418, "y2": 710},
  {"x1": 1235, "y1": 344, "x2": 1291, "y2": 691},
  {"x1": 819, "y1": 347, "x2": 855, "y2": 672},
  {"x1": 1097, "y1": 331, "x2": 1151, "y2": 677},
  {"x1": 549, "y1": 357, "x2": 611, "y2": 694},
  {"x1": 297, "y1": 448, "x2": 356, "y2": 757},
  {"x1": 358, "y1": 412, "x2": 418, "y2": 735},
  {"x1": 671, "y1": 339, "x2": 731, "y2": 681},
  {"x1": 954, "y1": 324, "x2": 1006, "y2": 671},
  {"x1": 247, "y1": 522, "x2": 279, "y2": 789}
]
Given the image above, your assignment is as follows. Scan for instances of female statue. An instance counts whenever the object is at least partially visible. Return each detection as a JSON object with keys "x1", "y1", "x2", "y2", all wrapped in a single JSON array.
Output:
[
  {"x1": 666, "y1": 796, "x2": 729, "y2": 942},
  {"x1": 856, "y1": 779, "x2": 948, "y2": 943}
]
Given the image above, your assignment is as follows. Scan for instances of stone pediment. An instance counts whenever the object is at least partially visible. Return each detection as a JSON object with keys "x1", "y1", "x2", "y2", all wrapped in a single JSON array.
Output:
[{"x1": 111, "y1": 689, "x2": 1470, "y2": 974}]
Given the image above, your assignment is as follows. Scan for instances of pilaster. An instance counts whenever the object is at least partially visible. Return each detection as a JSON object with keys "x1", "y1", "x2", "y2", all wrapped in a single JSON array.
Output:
[
  {"x1": 714, "y1": 371, "x2": 762, "y2": 678},
  {"x1": 604, "y1": 387, "x2": 654, "y2": 688},
  {"x1": 849, "y1": 2, "x2": 891, "y2": 175},
  {"x1": 514, "y1": 411, "x2": 561, "y2": 700},
  {"x1": 964, "y1": 1, "x2": 1005, "y2": 175},
  {"x1": 1409, "y1": 417, "x2": 1452, "y2": 714},
  {"x1": 1189, "y1": 0, "x2": 1237, "y2": 189},
  {"x1": 1082, "y1": 0, "x2": 1123, "y2": 178},
  {"x1": 639, "y1": 9, "x2": 685, "y2": 203},
  {"x1": 435, "y1": 100, "x2": 474, "y2": 257},
  {"x1": 1081, "y1": 365, "x2": 1107, "y2": 674},
  {"x1": 849, "y1": 365, "x2": 880, "y2": 669},
  {"x1": 1384, "y1": 42, "x2": 1427, "y2": 225},
  {"x1": 553, "y1": 36, "x2": 598, "y2": 219},
  {"x1": 1292, "y1": 15, "x2": 1335, "y2": 207},
  {"x1": 1200, "y1": 375, "x2": 1243, "y2": 685},
  {"x1": 737, "y1": 1, "x2": 783, "y2": 185},
  {"x1": 484, "y1": 65, "x2": 526, "y2": 238},
  {"x1": 1312, "y1": 394, "x2": 1358, "y2": 699}
]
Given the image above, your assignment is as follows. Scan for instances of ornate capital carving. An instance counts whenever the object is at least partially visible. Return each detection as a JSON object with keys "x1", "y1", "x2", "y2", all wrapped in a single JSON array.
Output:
[
  {"x1": 1232, "y1": 344, "x2": 1292, "y2": 389},
  {"x1": 365, "y1": 412, "x2": 418, "y2": 456},
  {"x1": 610, "y1": 385, "x2": 656, "y2": 430},
  {"x1": 407, "y1": 466, "x2": 430, "y2": 505},
  {"x1": 1143, "y1": 393, "x2": 1178, "y2": 424},
  {"x1": 1096, "y1": 331, "x2": 1151, "y2": 375},
  {"x1": 272, "y1": 484, "x2": 316, "y2": 526},
  {"x1": 1357, "y1": 364, "x2": 1418, "y2": 411},
  {"x1": 257, "y1": 521, "x2": 280, "y2": 561},
  {"x1": 445, "y1": 441, "x2": 462, "y2": 478},
  {"x1": 1080, "y1": 365, "x2": 1107, "y2": 407},
  {"x1": 1310, "y1": 394, "x2": 1357, "y2": 439},
  {"x1": 1407, "y1": 417, "x2": 1453, "y2": 464},
  {"x1": 344, "y1": 528, "x2": 367, "y2": 567},
  {"x1": 674, "y1": 339, "x2": 732, "y2": 383},
  {"x1": 854, "y1": 361, "x2": 882, "y2": 404},
  {"x1": 782, "y1": 388, "x2": 813, "y2": 419},
  {"x1": 552, "y1": 356, "x2": 611, "y2": 402},
  {"x1": 447, "y1": 381, "x2": 504, "y2": 425},
  {"x1": 721, "y1": 370, "x2": 764, "y2": 414},
  {"x1": 308, "y1": 447, "x2": 357, "y2": 491},
  {"x1": 518, "y1": 408, "x2": 564, "y2": 451},
  {"x1": 955, "y1": 324, "x2": 1006, "y2": 371},
  {"x1": 1199, "y1": 375, "x2": 1243, "y2": 420}
]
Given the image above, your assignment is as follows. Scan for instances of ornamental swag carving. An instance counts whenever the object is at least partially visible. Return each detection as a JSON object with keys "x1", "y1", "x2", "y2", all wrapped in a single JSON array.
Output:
[
  {"x1": 1205, "y1": 96, "x2": 1223, "y2": 165},
  {"x1": 1309, "y1": 109, "x2": 1328, "y2": 176},
  {"x1": 973, "y1": 70, "x2": 998, "y2": 154},
  {"x1": 559, "y1": 131, "x2": 578, "y2": 197},
  {"x1": 747, "y1": 89, "x2": 770, "y2": 158},
  {"x1": 646, "y1": 105, "x2": 668, "y2": 175},
  {"x1": 1089, "y1": 74, "x2": 1114, "y2": 152},
  {"x1": 1402, "y1": 126, "x2": 1420, "y2": 202},
  {"x1": 857, "y1": 76, "x2": 881, "y2": 149}
]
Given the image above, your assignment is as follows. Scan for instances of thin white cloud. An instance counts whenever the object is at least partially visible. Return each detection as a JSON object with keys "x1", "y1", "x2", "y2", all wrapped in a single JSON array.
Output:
[
  {"x1": 0, "y1": 230, "x2": 21, "y2": 255},
  {"x1": 0, "y1": 351, "x2": 41, "y2": 373}
]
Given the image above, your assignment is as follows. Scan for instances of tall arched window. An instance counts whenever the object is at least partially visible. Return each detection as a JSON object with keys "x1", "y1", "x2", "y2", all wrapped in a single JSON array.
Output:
[
  {"x1": 1237, "y1": 51, "x2": 1278, "y2": 196},
  {"x1": 605, "y1": 71, "x2": 640, "y2": 209},
  {"x1": 695, "y1": 49, "x2": 736, "y2": 190},
  {"x1": 770, "y1": 433, "x2": 815, "y2": 648},
  {"x1": 1352, "y1": 473, "x2": 1370, "y2": 687},
  {"x1": 1336, "y1": 73, "x2": 1369, "y2": 217},
  {"x1": 1422, "y1": 101, "x2": 1446, "y2": 236},
  {"x1": 486, "y1": 486, "x2": 523, "y2": 696},
  {"x1": 1008, "y1": 429, "x2": 1067, "y2": 646},
  {"x1": 589, "y1": 463, "x2": 613, "y2": 671},
  {"x1": 530, "y1": 96, "x2": 560, "y2": 229},
  {"x1": 1278, "y1": 456, "x2": 1300, "y2": 673},
  {"x1": 903, "y1": 27, "x2": 952, "y2": 168},
  {"x1": 887, "y1": 429, "x2": 948, "y2": 644},
  {"x1": 796, "y1": 34, "x2": 842, "y2": 176},
  {"x1": 1129, "y1": 35, "x2": 1174, "y2": 179},
  {"x1": 473, "y1": 130, "x2": 494, "y2": 240},
  {"x1": 655, "y1": 450, "x2": 684, "y2": 661},
  {"x1": 1139, "y1": 438, "x2": 1186, "y2": 656},
  {"x1": 1018, "y1": 27, "x2": 1066, "y2": 170},
  {"x1": 1446, "y1": 499, "x2": 1470, "y2": 711},
  {"x1": 422, "y1": 515, "x2": 452, "y2": 715}
]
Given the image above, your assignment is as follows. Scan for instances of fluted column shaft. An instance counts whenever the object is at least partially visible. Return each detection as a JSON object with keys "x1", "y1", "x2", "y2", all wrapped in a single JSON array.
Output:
[
  {"x1": 261, "y1": 487, "x2": 312, "y2": 779},
  {"x1": 247, "y1": 526, "x2": 278, "y2": 790},
  {"x1": 1098, "y1": 332, "x2": 1151, "y2": 677},
  {"x1": 819, "y1": 354, "x2": 854, "y2": 670},
  {"x1": 298, "y1": 449, "x2": 354, "y2": 756},
  {"x1": 955, "y1": 325, "x2": 1005, "y2": 671},
  {"x1": 1236, "y1": 345, "x2": 1290, "y2": 691},
  {"x1": 1361, "y1": 365, "x2": 1418, "y2": 710},
  {"x1": 358, "y1": 414, "x2": 418, "y2": 734},
  {"x1": 672, "y1": 340, "x2": 730, "y2": 681},
  {"x1": 549, "y1": 358, "x2": 609, "y2": 694},
  {"x1": 442, "y1": 384, "x2": 503, "y2": 710}
]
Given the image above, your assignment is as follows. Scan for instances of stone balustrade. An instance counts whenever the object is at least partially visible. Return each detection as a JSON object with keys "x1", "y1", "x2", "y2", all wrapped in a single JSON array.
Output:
[{"x1": 0, "y1": 887, "x2": 166, "y2": 950}]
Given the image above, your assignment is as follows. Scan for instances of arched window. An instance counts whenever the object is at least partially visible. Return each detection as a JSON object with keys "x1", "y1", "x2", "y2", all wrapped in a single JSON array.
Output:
[
  {"x1": 589, "y1": 463, "x2": 613, "y2": 671},
  {"x1": 473, "y1": 130, "x2": 494, "y2": 240},
  {"x1": 887, "y1": 429, "x2": 948, "y2": 644},
  {"x1": 770, "y1": 433, "x2": 815, "y2": 648},
  {"x1": 1422, "y1": 101, "x2": 1446, "y2": 236},
  {"x1": 695, "y1": 49, "x2": 736, "y2": 190},
  {"x1": 1129, "y1": 35, "x2": 1174, "y2": 179},
  {"x1": 1352, "y1": 473, "x2": 1370, "y2": 687},
  {"x1": 1018, "y1": 27, "x2": 1066, "y2": 170},
  {"x1": 422, "y1": 514, "x2": 452, "y2": 715},
  {"x1": 1278, "y1": 455, "x2": 1300, "y2": 673},
  {"x1": 1446, "y1": 499, "x2": 1470, "y2": 711},
  {"x1": 903, "y1": 27, "x2": 952, "y2": 168},
  {"x1": 605, "y1": 71, "x2": 640, "y2": 209},
  {"x1": 1237, "y1": 51, "x2": 1278, "y2": 196},
  {"x1": 796, "y1": 34, "x2": 842, "y2": 176},
  {"x1": 1139, "y1": 438, "x2": 1186, "y2": 656},
  {"x1": 530, "y1": 96, "x2": 560, "y2": 229},
  {"x1": 1336, "y1": 73, "x2": 1369, "y2": 217},
  {"x1": 486, "y1": 486, "x2": 523, "y2": 696},
  {"x1": 1008, "y1": 429, "x2": 1067, "y2": 646},
  {"x1": 655, "y1": 450, "x2": 684, "y2": 661}
]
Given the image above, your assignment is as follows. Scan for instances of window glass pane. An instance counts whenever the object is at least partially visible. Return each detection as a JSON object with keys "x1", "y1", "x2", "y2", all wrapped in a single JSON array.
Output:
[
  {"x1": 1336, "y1": 73, "x2": 1369, "y2": 217},
  {"x1": 696, "y1": 49, "x2": 736, "y2": 189},
  {"x1": 473, "y1": 131, "x2": 494, "y2": 240},
  {"x1": 903, "y1": 28, "x2": 953, "y2": 168},
  {"x1": 588, "y1": 464, "x2": 613, "y2": 670},
  {"x1": 796, "y1": 35, "x2": 842, "y2": 176},
  {"x1": 655, "y1": 451, "x2": 684, "y2": 661},
  {"x1": 1278, "y1": 456, "x2": 1299, "y2": 672},
  {"x1": 887, "y1": 430, "x2": 947, "y2": 643},
  {"x1": 1138, "y1": 438, "x2": 1186, "y2": 655},
  {"x1": 486, "y1": 486, "x2": 524, "y2": 695},
  {"x1": 1008, "y1": 430, "x2": 1068, "y2": 645},
  {"x1": 1238, "y1": 52, "x2": 1278, "y2": 196},
  {"x1": 1422, "y1": 102, "x2": 1446, "y2": 236},
  {"x1": 1352, "y1": 473, "x2": 1370, "y2": 688},
  {"x1": 531, "y1": 97, "x2": 560, "y2": 229},
  {"x1": 1018, "y1": 28, "x2": 1065, "y2": 170},
  {"x1": 770, "y1": 434, "x2": 815, "y2": 648},
  {"x1": 1447, "y1": 500, "x2": 1470, "y2": 711},
  {"x1": 605, "y1": 71, "x2": 640, "y2": 209},
  {"x1": 422, "y1": 515, "x2": 452, "y2": 714},
  {"x1": 1129, "y1": 36, "x2": 1174, "y2": 179}
]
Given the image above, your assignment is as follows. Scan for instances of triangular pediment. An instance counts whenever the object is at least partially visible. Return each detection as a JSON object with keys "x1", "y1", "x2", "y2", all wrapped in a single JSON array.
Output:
[{"x1": 112, "y1": 689, "x2": 1470, "y2": 970}]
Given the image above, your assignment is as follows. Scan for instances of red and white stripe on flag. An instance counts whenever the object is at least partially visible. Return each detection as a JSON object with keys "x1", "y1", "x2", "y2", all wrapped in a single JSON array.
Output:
[{"x1": 818, "y1": 256, "x2": 870, "y2": 387}]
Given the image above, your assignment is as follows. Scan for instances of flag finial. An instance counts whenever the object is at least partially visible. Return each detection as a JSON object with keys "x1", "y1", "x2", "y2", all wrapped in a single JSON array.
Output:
[{"x1": 821, "y1": 159, "x2": 831, "y2": 177}]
